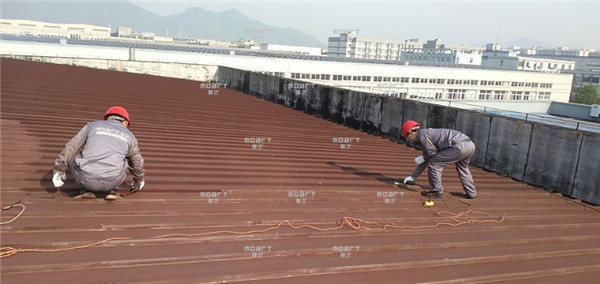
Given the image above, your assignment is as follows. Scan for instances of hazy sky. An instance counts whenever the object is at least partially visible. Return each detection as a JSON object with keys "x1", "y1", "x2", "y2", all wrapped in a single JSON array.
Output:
[{"x1": 126, "y1": 0, "x2": 600, "y2": 49}]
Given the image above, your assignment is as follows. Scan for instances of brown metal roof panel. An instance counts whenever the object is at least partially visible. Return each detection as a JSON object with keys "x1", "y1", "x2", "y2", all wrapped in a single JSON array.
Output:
[{"x1": 2, "y1": 58, "x2": 600, "y2": 283}]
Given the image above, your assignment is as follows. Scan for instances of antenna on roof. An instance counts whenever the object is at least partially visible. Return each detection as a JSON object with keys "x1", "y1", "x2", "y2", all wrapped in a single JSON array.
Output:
[{"x1": 496, "y1": 22, "x2": 502, "y2": 46}]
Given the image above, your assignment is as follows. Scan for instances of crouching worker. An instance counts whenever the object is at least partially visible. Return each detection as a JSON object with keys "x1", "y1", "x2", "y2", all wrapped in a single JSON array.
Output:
[
  {"x1": 52, "y1": 106, "x2": 145, "y2": 200},
  {"x1": 394, "y1": 120, "x2": 477, "y2": 199}
]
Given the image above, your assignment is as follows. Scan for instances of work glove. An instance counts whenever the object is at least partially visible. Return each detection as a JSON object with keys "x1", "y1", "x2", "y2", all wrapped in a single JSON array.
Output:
[
  {"x1": 403, "y1": 176, "x2": 414, "y2": 184},
  {"x1": 414, "y1": 155, "x2": 425, "y2": 165},
  {"x1": 131, "y1": 180, "x2": 145, "y2": 193},
  {"x1": 52, "y1": 171, "x2": 66, "y2": 188}
]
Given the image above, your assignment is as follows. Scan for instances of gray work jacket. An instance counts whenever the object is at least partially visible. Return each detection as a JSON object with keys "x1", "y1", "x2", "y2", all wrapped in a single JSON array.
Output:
[
  {"x1": 54, "y1": 119, "x2": 145, "y2": 183},
  {"x1": 411, "y1": 128, "x2": 471, "y2": 178}
]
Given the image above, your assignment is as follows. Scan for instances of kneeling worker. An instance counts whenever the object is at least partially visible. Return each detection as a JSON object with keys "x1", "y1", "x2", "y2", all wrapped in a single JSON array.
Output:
[
  {"x1": 395, "y1": 120, "x2": 477, "y2": 199},
  {"x1": 52, "y1": 106, "x2": 145, "y2": 200}
]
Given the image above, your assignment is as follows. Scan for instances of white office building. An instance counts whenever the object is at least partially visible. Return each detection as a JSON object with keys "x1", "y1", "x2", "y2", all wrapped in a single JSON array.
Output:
[{"x1": 327, "y1": 32, "x2": 420, "y2": 61}]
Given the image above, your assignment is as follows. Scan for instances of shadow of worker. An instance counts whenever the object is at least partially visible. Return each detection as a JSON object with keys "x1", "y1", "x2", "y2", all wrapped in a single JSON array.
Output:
[
  {"x1": 326, "y1": 161, "x2": 421, "y2": 192},
  {"x1": 326, "y1": 161, "x2": 400, "y2": 185},
  {"x1": 39, "y1": 169, "x2": 82, "y2": 197},
  {"x1": 40, "y1": 169, "x2": 131, "y2": 198}
]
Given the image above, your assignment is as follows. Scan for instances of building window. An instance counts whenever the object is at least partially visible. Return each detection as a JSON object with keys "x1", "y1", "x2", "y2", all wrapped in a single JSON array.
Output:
[
  {"x1": 511, "y1": 91, "x2": 523, "y2": 100},
  {"x1": 538, "y1": 92, "x2": 551, "y2": 100},
  {"x1": 411, "y1": 78, "x2": 420, "y2": 83},
  {"x1": 494, "y1": 91, "x2": 506, "y2": 100},
  {"x1": 479, "y1": 90, "x2": 492, "y2": 100},
  {"x1": 447, "y1": 89, "x2": 466, "y2": 100}
]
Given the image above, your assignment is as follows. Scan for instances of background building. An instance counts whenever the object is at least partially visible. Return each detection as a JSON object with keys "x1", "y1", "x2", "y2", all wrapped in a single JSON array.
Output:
[
  {"x1": 260, "y1": 43, "x2": 323, "y2": 56},
  {"x1": 402, "y1": 39, "x2": 483, "y2": 65},
  {"x1": 481, "y1": 46, "x2": 575, "y2": 73},
  {"x1": 482, "y1": 44, "x2": 599, "y2": 95},
  {"x1": 112, "y1": 26, "x2": 173, "y2": 43},
  {"x1": 327, "y1": 31, "x2": 416, "y2": 61},
  {"x1": 0, "y1": 19, "x2": 110, "y2": 39}
]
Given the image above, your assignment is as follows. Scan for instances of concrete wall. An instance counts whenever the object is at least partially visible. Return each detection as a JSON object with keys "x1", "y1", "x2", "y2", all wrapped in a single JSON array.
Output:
[{"x1": 217, "y1": 66, "x2": 600, "y2": 205}]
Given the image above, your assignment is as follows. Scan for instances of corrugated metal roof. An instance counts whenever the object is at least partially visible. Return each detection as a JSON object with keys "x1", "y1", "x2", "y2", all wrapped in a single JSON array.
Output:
[{"x1": 1, "y1": 58, "x2": 600, "y2": 283}]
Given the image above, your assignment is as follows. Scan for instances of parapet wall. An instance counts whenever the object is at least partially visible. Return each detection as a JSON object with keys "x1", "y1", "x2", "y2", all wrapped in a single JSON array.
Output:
[
  {"x1": 2, "y1": 55, "x2": 217, "y2": 81},
  {"x1": 217, "y1": 67, "x2": 600, "y2": 205}
]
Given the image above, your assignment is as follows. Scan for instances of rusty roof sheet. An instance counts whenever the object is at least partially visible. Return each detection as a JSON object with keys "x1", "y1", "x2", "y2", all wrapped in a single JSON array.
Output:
[{"x1": 1, "y1": 58, "x2": 600, "y2": 283}]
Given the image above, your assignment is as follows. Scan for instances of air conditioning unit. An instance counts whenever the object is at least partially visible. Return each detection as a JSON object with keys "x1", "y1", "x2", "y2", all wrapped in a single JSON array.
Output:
[{"x1": 591, "y1": 104, "x2": 600, "y2": 118}]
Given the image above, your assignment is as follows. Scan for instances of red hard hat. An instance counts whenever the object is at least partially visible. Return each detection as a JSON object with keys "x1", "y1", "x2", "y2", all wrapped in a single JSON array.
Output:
[
  {"x1": 401, "y1": 120, "x2": 420, "y2": 137},
  {"x1": 103, "y1": 106, "x2": 130, "y2": 128}
]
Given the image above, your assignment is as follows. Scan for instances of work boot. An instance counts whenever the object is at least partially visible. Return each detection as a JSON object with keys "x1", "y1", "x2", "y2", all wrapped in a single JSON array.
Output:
[
  {"x1": 75, "y1": 190, "x2": 96, "y2": 199},
  {"x1": 105, "y1": 189, "x2": 119, "y2": 201},
  {"x1": 421, "y1": 190, "x2": 443, "y2": 199},
  {"x1": 466, "y1": 193, "x2": 477, "y2": 199}
]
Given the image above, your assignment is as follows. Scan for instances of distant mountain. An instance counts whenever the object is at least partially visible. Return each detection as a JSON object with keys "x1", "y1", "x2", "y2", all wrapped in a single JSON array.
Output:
[{"x1": 1, "y1": 0, "x2": 325, "y2": 48}]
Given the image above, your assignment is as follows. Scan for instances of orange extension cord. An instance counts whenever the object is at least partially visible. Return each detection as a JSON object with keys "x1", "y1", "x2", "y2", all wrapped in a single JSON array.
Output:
[{"x1": 0, "y1": 210, "x2": 504, "y2": 259}]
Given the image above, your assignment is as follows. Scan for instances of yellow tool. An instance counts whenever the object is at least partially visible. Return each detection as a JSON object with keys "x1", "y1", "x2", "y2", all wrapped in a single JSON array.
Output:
[{"x1": 424, "y1": 200, "x2": 434, "y2": 207}]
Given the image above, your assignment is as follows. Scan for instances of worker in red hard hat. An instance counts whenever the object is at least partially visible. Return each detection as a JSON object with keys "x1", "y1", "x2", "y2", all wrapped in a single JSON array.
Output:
[
  {"x1": 395, "y1": 120, "x2": 477, "y2": 199},
  {"x1": 52, "y1": 106, "x2": 145, "y2": 200}
]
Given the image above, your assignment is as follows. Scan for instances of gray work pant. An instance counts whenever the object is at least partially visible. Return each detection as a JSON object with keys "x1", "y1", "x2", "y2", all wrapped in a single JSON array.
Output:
[
  {"x1": 69, "y1": 160, "x2": 125, "y2": 192},
  {"x1": 427, "y1": 141, "x2": 477, "y2": 197}
]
